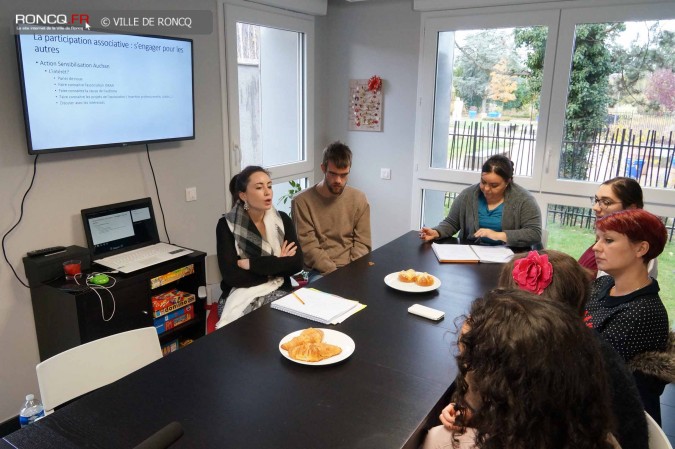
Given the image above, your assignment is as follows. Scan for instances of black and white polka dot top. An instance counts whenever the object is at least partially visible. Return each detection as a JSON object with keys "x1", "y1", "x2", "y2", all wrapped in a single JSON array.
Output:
[{"x1": 586, "y1": 275, "x2": 669, "y2": 362}]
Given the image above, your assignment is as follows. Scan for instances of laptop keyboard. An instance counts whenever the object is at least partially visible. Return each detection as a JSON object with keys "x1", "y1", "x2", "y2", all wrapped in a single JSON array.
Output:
[
  {"x1": 107, "y1": 246, "x2": 165, "y2": 265},
  {"x1": 93, "y1": 243, "x2": 191, "y2": 273},
  {"x1": 100, "y1": 244, "x2": 187, "y2": 266}
]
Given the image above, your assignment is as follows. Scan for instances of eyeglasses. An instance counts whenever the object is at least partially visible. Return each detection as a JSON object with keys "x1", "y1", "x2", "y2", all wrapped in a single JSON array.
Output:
[{"x1": 590, "y1": 196, "x2": 619, "y2": 209}]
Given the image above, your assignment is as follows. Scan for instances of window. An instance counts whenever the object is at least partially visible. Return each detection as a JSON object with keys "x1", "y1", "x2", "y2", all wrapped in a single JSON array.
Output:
[
  {"x1": 554, "y1": 19, "x2": 675, "y2": 189},
  {"x1": 414, "y1": 4, "x2": 675, "y2": 230},
  {"x1": 421, "y1": 188, "x2": 459, "y2": 229},
  {"x1": 430, "y1": 26, "x2": 548, "y2": 179},
  {"x1": 223, "y1": 4, "x2": 314, "y2": 207},
  {"x1": 543, "y1": 3, "x2": 675, "y2": 204},
  {"x1": 413, "y1": 11, "x2": 558, "y2": 228},
  {"x1": 273, "y1": 177, "x2": 308, "y2": 215}
]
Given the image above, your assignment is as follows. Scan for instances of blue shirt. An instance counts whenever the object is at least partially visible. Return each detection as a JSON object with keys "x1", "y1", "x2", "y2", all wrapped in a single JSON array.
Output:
[{"x1": 477, "y1": 194, "x2": 504, "y2": 245}]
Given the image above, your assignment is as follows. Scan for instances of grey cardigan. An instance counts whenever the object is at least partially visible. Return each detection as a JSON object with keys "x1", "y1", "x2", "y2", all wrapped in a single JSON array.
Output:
[{"x1": 433, "y1": 183, "x2": 542, "y2": 248}]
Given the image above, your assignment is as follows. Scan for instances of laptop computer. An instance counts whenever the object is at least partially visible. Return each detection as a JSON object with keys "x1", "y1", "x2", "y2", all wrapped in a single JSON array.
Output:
[{"x1": 81, "y1": 198, "x2": 192, "y2": 273}]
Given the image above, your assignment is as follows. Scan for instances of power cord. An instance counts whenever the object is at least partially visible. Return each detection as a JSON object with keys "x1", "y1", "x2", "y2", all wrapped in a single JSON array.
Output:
[
  {"x1": 1, "y1": 154, "x2": 39, "y2": 288},
  {"x1": 146, "y1": 144, "x2": 171, "y2": 244},
  {"x1": 75, "y1": 272, "x2": 117, "y2": 321}
]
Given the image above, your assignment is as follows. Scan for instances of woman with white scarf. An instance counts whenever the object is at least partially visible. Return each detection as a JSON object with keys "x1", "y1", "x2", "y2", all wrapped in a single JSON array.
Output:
[{"x1": 215, "y1": 166, "x2": 303, "y2": 328}]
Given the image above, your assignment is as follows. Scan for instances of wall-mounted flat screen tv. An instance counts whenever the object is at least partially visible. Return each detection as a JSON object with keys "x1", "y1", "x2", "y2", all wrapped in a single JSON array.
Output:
[{"x1": 15, "y1": 31, "x2": 195, "y2": 154}]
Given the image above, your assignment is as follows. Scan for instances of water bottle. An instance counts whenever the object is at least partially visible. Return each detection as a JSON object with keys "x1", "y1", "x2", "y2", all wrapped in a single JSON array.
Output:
[{"x1": 19, "y1": 394, "x2": 44, "y2": 428}]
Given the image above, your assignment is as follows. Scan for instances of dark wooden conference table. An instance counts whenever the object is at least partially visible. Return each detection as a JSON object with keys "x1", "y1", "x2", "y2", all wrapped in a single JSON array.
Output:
[{"x1": 3, "y1": 232, "x2": 502, "y2": 449}]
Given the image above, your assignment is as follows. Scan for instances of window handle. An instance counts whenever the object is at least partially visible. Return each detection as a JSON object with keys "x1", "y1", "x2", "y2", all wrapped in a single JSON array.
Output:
[{"x1": 232, "y1": 143, "x2": 241, "y2": 170}]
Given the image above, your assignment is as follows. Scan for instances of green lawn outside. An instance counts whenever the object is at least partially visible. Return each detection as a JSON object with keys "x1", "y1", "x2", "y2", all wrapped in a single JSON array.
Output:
[{"x1": 546, "y1": 223, "x2": 675, "y2": 327}]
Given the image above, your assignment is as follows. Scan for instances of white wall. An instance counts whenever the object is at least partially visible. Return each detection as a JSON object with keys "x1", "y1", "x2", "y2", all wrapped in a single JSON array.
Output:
[
  {"x1": 317, "y1": 0, "x2": 421, "y2": 249},
  {"x1": 0, "y1": 0, "x2": 227, "y2": 421}
]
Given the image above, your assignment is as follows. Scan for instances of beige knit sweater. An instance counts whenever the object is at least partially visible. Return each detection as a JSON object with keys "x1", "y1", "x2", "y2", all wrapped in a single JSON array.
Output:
[{"x1": 291, "y1": 185, "x2": 371, "y2": 275}]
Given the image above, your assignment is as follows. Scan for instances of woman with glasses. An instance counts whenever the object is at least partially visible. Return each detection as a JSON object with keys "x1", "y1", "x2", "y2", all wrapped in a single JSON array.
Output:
[
  {"x1": 422, "y1": 289, "x2": 621, "y2": 449},
  {"x1": 579, "y1": 177, "x2": 657, "y2": 278},
  {"x1": 586, "y1": 208, "x2": 669, "y2": 423},
  {"x1": 419, "y1": 155, "x2": 542, "y2": 249}
]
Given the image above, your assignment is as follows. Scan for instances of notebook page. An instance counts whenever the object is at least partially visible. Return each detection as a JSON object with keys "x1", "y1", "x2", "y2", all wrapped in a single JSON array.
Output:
[
  {"x1": 431, "y1": 243, "x2": 479, "y2": 263},
  {"x1": 469, "y1": 245, "x2": 514, "y2": 263},
  {"x1": 271, "y1": 288, "x2": 360, "y2": 324}
]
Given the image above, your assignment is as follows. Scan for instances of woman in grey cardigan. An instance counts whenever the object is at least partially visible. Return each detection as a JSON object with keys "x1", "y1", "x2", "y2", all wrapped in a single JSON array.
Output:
[{"x1": 419, "y1": 155, "x2": 542, "y2": 249}]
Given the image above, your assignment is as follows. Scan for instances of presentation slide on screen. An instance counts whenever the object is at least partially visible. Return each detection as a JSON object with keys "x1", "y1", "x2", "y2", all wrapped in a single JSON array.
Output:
[
  {"x1": 89, "y1": 211, "x2": 135, "y2": 246},
  {"x1": 18, "y1": 33, "x2": 194, "y2": 150}
]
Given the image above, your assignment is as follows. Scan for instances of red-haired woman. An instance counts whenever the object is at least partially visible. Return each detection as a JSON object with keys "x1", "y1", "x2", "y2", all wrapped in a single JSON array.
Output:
[{"x1": 585, "y1": 208, "x2": 669, "y2": 423}]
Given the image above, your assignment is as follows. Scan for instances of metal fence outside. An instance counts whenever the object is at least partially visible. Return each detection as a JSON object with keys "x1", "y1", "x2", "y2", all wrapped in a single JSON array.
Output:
[
  {"x1": 445, "y1": 120, "x2": 675, "y2": 189},
  {"x1": 547, "y1": 204, "x2": 675, "y2": 242},
  {"x1": 567, "y1": 127, "x2": 675, "y2": 188},
  {"x1": 446, "y1": 121, "x2": 536, "y2": 177}
]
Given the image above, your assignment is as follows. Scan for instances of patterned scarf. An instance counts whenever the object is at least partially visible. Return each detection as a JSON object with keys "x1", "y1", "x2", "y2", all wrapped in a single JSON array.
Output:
[
  {"x1": 215, "y1": 202, "x2": 286, "y2": 329},
  {"x1": 225, "y1": 201, "x2": 285, "y2": 259}
]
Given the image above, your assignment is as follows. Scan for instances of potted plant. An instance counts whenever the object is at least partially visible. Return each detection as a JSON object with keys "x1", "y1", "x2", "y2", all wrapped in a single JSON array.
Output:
[{"x1": 277, "y1": 180, "x2": 303, "y2": 207}]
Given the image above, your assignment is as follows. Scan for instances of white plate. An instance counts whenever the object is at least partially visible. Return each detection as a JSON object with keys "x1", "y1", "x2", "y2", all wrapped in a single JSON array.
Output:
[
  {"x1": 384, "y1": 272, "x2": 441, "y2": 293},
  {"x1": 279, "y1": 328, "x2": 355, "y2": 366}
]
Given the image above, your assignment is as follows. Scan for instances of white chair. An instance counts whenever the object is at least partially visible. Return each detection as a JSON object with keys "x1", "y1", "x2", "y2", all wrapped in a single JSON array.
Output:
[
  {"x1": 36, "y1": 327, "x2": 162, "y2": 415},
  {"x1": 645, "y1": 411, "x2": 673, "y2": 449}
]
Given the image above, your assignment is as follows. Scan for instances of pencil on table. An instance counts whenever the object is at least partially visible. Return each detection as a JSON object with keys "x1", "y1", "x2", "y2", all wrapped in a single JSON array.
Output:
[{"x1": 292, "y1": 291, "x2": 305, "y2": 305}]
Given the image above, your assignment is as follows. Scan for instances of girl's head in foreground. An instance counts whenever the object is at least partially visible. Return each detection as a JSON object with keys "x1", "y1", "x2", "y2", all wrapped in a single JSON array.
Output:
[
  {"x1": 455, "y1": 289, "x2": 614, "y2": 449},
  {"x1": 498, "y1": 249, "x2": 590, "y2": 316}
]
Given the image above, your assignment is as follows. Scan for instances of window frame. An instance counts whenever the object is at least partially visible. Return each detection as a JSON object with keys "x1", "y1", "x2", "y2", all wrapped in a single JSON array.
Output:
[
  {"x1": 220, "y1": 2, "x2": 315, "y2": 209},
  {"x1": 414, "y1": 10, "x2": 560, "y2": 191}
]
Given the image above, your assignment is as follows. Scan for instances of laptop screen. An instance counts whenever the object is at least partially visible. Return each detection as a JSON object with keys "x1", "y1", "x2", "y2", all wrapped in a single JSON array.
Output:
[{"x1": 81, "y1": 198, "x2": 160, "y2": 259}]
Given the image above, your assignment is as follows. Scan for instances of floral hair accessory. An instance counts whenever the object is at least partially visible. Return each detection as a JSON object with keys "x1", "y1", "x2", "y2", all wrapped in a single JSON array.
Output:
[
  {"x1": 367, "y1": 75, "x2": 382, "y2": 92},
  {"x1": 512, "y1": 251, "x2": 553, "y2": 295}
]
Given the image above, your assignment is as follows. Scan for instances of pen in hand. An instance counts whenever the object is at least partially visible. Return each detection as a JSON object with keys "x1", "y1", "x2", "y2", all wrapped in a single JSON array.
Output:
[{"x1": 419, "y1": 226, "x2": 438, "y2": 241}]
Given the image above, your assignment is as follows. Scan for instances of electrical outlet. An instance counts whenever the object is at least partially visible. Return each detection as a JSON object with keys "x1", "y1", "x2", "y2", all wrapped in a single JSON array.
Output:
[
  {"x1": 186, "y1": 187, "x2": 197, "y2": 202},
  {"x1": 380, "y1": 168, "x2": 391, "y2": 180}
]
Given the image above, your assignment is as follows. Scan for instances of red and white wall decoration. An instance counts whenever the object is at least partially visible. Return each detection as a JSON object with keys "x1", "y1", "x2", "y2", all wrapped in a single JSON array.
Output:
[{"x1": 349, "y1": 75, "x2": 382, "y2": 132}]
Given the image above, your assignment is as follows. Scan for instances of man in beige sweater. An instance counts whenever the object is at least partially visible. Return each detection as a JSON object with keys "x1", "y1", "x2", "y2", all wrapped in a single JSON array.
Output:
[{"x1": 292, "y1": 141, "x2": 371, "y2": 278}]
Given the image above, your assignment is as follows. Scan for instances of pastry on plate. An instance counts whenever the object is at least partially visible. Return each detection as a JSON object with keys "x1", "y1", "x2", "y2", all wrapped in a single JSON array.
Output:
[
  {"x1": 281, "y1": 328, "x2": 324, "y2": 351},
  {"x1": 415, "y1": 272, "x2": 435, "y2": 287},
  {"x1": 289, "y1": 342, "x2": 342, "y2": 362},
  {"x1": 398, "y1": 269, "x2": 417, "y2": 283}
]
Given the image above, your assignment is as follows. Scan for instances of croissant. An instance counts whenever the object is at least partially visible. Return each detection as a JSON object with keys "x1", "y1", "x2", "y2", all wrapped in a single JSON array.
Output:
[
  {"x1": 398, "y1": 269, "x2": 417, "y2": 283},
  {"x1": 415, "y1": 272, "x2": 434, "y2": 287},
  {"x1": 316, "y1": 342, "x2": 342, "y2": 358},
  {"x1": 289, "y1": 342, "x2": 342, "y2": 362},
  {"x1": 281, "y1": 328, "x2": 324, "y2": 351}
]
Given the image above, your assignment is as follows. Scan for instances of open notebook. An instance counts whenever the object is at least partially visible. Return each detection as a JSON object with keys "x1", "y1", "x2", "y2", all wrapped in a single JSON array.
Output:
[
  {"x1": 271, "y1": 288, "x2": 363, "y2": 325},
  {"x1": 431, "y1": 243, "x2": 514, "y2": 264}
]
